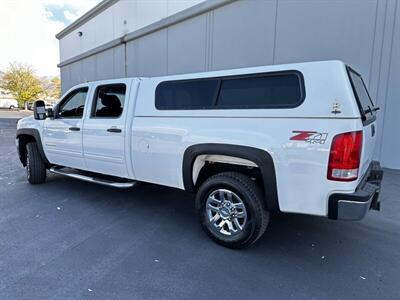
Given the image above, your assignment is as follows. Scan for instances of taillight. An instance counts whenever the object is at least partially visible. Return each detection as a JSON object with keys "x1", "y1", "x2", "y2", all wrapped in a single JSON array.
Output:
[{"x1": 327, "y1": 131, "x2": 363, "y2": 181}]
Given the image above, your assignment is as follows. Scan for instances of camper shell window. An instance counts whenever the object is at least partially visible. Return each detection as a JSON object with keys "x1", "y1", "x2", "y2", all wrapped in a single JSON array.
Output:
[{"x1": 155, "y1": 71, "x2": 305, "y2": 110}]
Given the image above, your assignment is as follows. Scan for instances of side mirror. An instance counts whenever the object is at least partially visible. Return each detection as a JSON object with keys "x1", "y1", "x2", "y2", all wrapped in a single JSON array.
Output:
[{"x1": 33, "y1": 100, "x2": 46, "y2": 120}]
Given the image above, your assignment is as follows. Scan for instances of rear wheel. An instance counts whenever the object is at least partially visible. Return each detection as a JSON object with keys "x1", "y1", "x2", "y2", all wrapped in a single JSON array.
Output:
[
  {"x1": 26, "y1": 142, "x2": 46, "y2": 184},
  {"x1": 196, "y1": 172, "x2": 269, "y2": 249},
  {"x1": 9, "y1": 105, "x2": 15, "y2": 110}
]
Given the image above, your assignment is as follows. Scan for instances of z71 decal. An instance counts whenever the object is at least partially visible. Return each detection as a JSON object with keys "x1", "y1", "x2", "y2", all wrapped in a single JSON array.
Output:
[{"x1": 290, "y1": 131, "x2": 328, "y2": 144}]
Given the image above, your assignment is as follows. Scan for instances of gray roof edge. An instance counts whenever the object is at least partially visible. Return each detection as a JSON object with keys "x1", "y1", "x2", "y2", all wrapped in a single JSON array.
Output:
[
  {"x1": 123, "y1": 0, "x2": 235, "y2": 43},
  {"x1": 58, "y1": 0, "x2": 236, "y2": 67},
  {"x1": 56, "y1": 0, "x2": 119, "y2": 40},
  {"x1": 58, "y1": 38, "x2": 123, "y2": 67}
]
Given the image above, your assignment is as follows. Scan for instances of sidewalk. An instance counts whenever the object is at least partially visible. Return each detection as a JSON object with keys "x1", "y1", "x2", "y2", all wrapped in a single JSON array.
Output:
[{"x1": 0, "y1": 109, "x2": 32, "y2": 119}]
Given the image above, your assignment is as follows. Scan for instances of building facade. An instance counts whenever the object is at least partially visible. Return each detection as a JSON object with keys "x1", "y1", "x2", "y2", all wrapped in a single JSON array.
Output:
[{"x1": 57, "y1": 0, "x2": 400, "y2": 169}]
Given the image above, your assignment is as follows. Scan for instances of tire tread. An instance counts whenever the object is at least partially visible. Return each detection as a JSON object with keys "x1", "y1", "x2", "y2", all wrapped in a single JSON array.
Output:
[{"x1": 26, "y1": 142, "x2": 46, "y2": 184}]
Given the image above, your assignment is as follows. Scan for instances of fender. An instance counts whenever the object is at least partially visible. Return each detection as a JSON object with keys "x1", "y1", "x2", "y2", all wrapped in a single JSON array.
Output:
[
  {"x1": 182, "y1": 143, "x2": 279, "y2": 211},
  {"x1": 16, "y1": 128, "x2": 49, "y2": 165}
]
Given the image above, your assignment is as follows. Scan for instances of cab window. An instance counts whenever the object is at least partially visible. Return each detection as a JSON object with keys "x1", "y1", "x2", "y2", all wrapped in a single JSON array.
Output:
[
  {"x1": 58, "y1": 87, "x2": 88, "y2": 118},
  {"x1": 92, "y1": 84, "x2": 126, "y2": 118}
]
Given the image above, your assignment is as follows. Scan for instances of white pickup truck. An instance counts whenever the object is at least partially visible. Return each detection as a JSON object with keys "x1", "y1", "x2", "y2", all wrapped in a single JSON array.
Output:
[{"x1": 16, "y1": 60, "x2": 383, "y2": 248}]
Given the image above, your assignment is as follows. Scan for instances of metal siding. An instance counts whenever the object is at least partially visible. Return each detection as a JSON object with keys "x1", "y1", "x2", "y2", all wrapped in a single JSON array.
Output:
[
  {"x1": 112, "y1": 0, "x2": 136, "y2": 37},
  {"x1": 167, "y1": 14, "x2": 207, "y2": 74},
  {"x1": 380, "y1": 0, "x2": 400, "y2": 169},
  {"x1": 58, "y1": 0, "x2": 400, "y2": 169},
  {"x1": 136, "y1": 0, "x2": 167, "y2": 29},
  {"x1": 113, "y1": 44, "x2": 126, "y2": 78},
  {"x1": 134, "y1": 29, "x2": 168, "y2": 76},
  {"x1": 274, "y1": 0, "x2": 377, "y2": 83},
  {"x1": 211, "y1": 0, "x2": 276, "y2": 70},
  {"x1": 96, "y1": 49, "x2": 114, "y2": 80},
  {"x1": 81, "y1": 55, "x2": 97, "y2": 83},
  {"x1": 69, "y1": 61, "x2": 83, "y2": 88},
  {"x1": 60, "y1": 65, "x2": 71, "y2": 94},
  {"x1": 125, "y1": 40, "x2": 138, "y2": 77}
]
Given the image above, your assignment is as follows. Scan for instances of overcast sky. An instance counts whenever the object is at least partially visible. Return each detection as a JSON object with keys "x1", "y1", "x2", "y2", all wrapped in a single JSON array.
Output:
[{"x1": 0, "y1": 0, "x2": 101, "y2": 76}]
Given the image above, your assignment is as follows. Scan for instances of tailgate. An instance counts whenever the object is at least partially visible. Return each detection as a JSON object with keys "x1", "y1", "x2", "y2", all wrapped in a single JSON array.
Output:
[{"x1": 347, "y1": 67, "x2": 379, "y2": 177}]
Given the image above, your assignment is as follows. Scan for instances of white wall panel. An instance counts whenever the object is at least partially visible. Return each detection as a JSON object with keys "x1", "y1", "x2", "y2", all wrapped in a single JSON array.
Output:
[
  {"x1": 380, "y1": 1, "x2": 400, "y2": 169},
  {"x1": 69, "y1": 61, "x2": 83, "y2": 87},
  {"x1": 113, "y1": 0, "x2": 137, "y2": 37},
  {"x1": 134, "y1": 29, "x2": 168, "y2": 77},
  {"x1": 136, "y1": 0, "x2": 168, "y2": 29},
  {"x1": 95, "y1": 49, "x2": 114, "y2": 80},
  {"x1": 125, "y1": 40, "x2": 138, "y2": 77},
  {"x1": 113, "y1": 44, "x2": 126, "y2": 78},
  {"x1": 211, "y1": 0, "x2": 276, "y2": 71},
  {"x1": 274, "y1": 0, "x2": 377, "y2": 83},
  {"x1": 59, "y1": 0, "x2": 206, "y2": 61},
  {"x1": 167, "y1": 14, "x2": 207, "y2": 74},
  {"x1": 81, "y1": 56, "x2": 97, "y2": 82},
  {"x1": 167, "y1": 0, "x2": 204, "y2": 15}
]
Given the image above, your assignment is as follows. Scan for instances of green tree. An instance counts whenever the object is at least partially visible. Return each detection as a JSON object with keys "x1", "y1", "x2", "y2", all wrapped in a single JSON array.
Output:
[
  {"x1": 41, "y1": 76, "x2": 61, "y2": 100},
  {"x1": 0, "y1": 62, "x2": 43, "y2": 108}
]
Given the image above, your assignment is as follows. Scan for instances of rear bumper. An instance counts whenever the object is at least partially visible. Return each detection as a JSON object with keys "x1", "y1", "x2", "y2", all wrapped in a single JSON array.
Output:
[{"x1": 328, "y1": 161, "x2": 383, "y2": 220}]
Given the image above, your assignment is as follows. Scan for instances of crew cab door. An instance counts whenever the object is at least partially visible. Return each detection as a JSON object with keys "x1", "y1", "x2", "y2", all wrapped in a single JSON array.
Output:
[
  {"x1": 82, "y1": 80, "x2": 132, "y2": 178},
  {"x1": 42, "y1": 85, "x2": 90, "y2": 169}
]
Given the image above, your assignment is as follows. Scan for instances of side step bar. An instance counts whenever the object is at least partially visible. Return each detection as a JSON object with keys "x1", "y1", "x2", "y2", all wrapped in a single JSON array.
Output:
[{"x1": 49, "y1": 166, "x2": 136, "y2": 188}]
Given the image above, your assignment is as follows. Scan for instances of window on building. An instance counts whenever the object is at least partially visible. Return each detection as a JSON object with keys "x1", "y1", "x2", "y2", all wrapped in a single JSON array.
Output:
[{"x1": 92, "y1": 84, "x2": 126, "y2": 118}]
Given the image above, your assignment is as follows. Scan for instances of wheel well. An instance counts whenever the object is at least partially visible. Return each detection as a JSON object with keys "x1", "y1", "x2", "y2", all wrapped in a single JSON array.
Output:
[
  {"x1": 17, "y1": 134, "x2": 36, "y2": 166},
  {"x1": 183, "y1": 144, "x2": 280, "y2": 211},
  {"x1": 195, "y1": 161, "x2": 264, "y2": 194}
]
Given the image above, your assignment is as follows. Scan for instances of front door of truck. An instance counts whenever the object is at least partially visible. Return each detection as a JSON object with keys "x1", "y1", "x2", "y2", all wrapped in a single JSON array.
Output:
[
  {"x1": 82, "y1": 80, "x2": 131, "y2": 178},
  {"x1": 42, "y1": 85, "x2": 90, "y2": 170}
]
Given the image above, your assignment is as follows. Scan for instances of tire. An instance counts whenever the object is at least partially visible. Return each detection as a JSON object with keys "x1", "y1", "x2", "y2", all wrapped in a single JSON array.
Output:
[
  {"x1": 196, "y1": 172, "x2": 269, "y2": 249},
  {"x1": 26, "y1": 142, "x2": 46, "y2": 184},
  {"x1": 9, "y1": 105, "x2": 15, "y2": 110}
]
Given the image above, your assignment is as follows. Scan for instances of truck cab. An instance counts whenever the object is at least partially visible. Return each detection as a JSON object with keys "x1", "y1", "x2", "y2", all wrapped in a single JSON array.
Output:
[{"x1": 16, "y1": 60, "x2": 383, "y2": 248}]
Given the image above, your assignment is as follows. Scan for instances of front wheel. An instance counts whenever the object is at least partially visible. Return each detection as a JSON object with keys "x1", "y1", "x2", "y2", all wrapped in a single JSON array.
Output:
[
  {"x1": 196, "y1": 172, "x2": 269, "y2": 249},
  {"x1": 26, "y1": 142, "x2": 46, "y2": 184},
  {"x1": 9, "y1": 105, "x2": 15, "y2": 110}
]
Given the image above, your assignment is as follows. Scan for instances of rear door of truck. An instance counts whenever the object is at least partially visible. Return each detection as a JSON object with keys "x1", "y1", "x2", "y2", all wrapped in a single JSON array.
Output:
[
  {"x1": 347, "y1": 66, "x2": 379, "y2": 177},
  {"x1": 82, "y1": 79, "x2": 132, "y2": 178}
]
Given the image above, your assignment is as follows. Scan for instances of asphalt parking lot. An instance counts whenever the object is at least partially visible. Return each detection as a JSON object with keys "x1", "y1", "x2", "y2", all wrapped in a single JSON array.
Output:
[{"x1": 0, "y1": 114, "x2": 399, "y2": 299}]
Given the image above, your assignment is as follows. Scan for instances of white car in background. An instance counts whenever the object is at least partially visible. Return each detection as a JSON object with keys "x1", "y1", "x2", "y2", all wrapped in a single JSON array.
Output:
[{"x1": 0, "y1": 99, "x2": 18, "y2": 109}]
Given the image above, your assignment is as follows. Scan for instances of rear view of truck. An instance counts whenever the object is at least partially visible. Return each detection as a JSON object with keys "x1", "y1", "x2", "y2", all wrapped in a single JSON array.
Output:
[{"x1": 327, "y1": 66, "x2": 383, "y2": 220}]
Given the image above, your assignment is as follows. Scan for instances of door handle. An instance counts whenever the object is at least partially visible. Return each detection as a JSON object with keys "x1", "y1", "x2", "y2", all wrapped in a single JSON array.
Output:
[
  {"x1": 69, "y1": 127, "x2": 80, "y2": 131},
  {"x1": 107, "y1": 128, "x2": 122, "y2": 133}
]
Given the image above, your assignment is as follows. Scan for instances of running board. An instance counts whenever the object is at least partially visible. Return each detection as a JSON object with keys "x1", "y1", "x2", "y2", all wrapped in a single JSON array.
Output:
[{"x1": 49, "y1": 166, "x2": 136, "y2": 188}]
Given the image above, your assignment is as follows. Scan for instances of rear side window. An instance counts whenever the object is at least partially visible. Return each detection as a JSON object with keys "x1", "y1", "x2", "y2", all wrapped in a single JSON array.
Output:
[
  {"x1": 347, "y1": 67, "x2": 376, "y2": 122},
  {"x1": 218, "y1": 74, "x2": 302, "y2": 108},
  {"x1": 92, "y1": 84, "x2": 126, "y2": 118},
  {"x1": 155, "y1": 79, "x2": 218, "y2": 110},
  {"x1": 155, "y1": 71, "x2": 304, "y2": 110}
]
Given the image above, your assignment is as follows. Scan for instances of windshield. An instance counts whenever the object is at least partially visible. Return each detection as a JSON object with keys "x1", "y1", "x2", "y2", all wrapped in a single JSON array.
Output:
[{"x1": 347, "y1": 67, "x2": 376, "y2": 120}]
